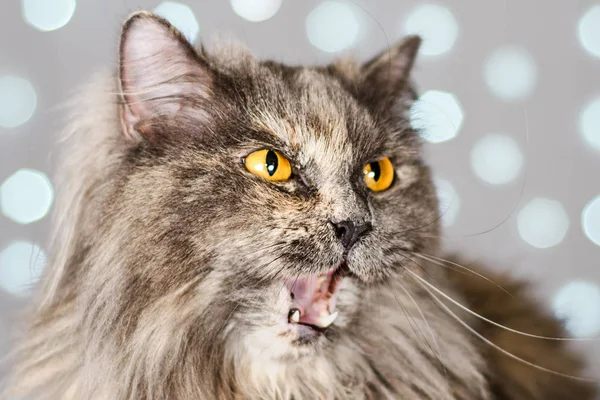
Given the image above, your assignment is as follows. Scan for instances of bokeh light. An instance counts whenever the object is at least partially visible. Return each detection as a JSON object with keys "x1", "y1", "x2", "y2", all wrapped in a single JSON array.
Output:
[
  {"x1": 553, "y1": 280, "x2": 600, "y2": 338},
  {"x1": 517, "y1": 198, "x2": 569, "y2": 249},
  {"x1": 410, "y1": 90, "x2": 464, "y2": 143},
  {"x1": 580, "y1": 97, "x2": 600, "y2": 152},
  {"x1": 0, "y1": 75, "x2": 37, "y2": 129},
  {"x1": 0, "y1": 241, "x2": 46, "y2": 297},
  {"x1": 306, "y1": 1, "x2": 359, "y2": 53},
  {"x1": 1, "y1": 169, "x2": 54, "y2": 225},
  {"x1": 470, "y1": 134, "x2": 523, "y2": 185},
  {"x1": 582, "y1": 195, "x2": 600, "y2": 247},
  {"x1": 22, "y1": 0, "x2": 76, "y2": 32},
  {"x1": 484, "y1": 46, "x2": 537, "y2": 101},
  {"x1": 434, "y1": 178, "x2": 460, "y2": 227},
  {"x1": 578, "y1": 5, "x2": 600, "y2": 58},
  {"x1": 230, "y1": 0, "x2": 282, "y2": 22},
  {"x1": 154, "y1": 1, "x2": 199, "y2": 44},
  {"x1": 403, "y1": 4, "x2": 458, "y2": 57}
]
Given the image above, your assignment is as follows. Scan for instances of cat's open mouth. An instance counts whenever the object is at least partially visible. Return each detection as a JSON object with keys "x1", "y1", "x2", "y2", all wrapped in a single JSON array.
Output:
[{"x1": 284, "y1": 261, "x2": 349, "y2": 332}]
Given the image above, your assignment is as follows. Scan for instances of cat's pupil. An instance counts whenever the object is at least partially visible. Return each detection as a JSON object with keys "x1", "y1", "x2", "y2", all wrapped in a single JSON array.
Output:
[
  {"x1": 369, "y1": 161, "x2": 381, "y2": 182},
  {"x1": 266, "y1": 150, "x2": 278, "y2": 176}
]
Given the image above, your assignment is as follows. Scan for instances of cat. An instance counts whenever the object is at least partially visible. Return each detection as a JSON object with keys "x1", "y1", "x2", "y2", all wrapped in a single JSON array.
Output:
[{"x1": 2, "y1": 11, "x2": 596, "y2": 400}]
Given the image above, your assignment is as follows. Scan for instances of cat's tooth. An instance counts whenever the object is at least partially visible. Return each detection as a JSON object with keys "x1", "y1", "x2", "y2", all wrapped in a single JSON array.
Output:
[
  {"x1": 289, "y1": 309, "x2": 301, "y2": 323},
  {"x1": 320, "y1": 311, "x2": 339, "y2": 328}
]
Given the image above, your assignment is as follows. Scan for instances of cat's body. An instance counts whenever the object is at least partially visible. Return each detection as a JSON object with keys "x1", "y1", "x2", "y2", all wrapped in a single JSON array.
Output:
[{"x1": 3, "y1": 12, "x2": 596, "y2": 400}]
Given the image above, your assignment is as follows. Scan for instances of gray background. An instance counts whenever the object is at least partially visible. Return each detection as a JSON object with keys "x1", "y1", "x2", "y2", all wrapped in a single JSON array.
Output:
[{"x1": 1, "y1": 0, "x2": 599, "y2": 392}]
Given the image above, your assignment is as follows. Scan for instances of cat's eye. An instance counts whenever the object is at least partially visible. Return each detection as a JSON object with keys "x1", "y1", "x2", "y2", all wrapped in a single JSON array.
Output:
[
  {"x1": 363, "y1": 158, "x2": 394, "y2": 192},
  {"x1": 244, "y1": 149, "x2": 292, "y2": 182}
]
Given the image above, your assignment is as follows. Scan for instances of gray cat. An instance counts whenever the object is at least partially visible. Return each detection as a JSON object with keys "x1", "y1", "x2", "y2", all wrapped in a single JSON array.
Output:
[{"x1": 3, "y1": 12, "x2": 596, "y2": 400}]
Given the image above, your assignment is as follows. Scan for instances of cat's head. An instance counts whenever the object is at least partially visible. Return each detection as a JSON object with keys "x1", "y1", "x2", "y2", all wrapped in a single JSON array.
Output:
[{"x1": 95, "y1": 11, "x2": 439, "y2": 366}]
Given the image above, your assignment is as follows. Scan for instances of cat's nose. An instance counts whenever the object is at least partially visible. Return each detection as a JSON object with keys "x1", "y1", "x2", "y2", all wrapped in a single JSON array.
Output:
[{"x1": 330, "y1": 220, "x2": 372, "y2": 250}]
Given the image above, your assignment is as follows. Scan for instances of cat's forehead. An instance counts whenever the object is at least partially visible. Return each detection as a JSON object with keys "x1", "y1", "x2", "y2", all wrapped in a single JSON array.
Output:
[{"x1": 244, "y1": 64, "x2": 381, "y2": 168}]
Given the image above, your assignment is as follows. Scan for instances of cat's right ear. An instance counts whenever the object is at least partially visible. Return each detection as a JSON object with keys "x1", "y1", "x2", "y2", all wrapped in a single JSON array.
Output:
[
  {"x1": 357, "y1": 36, "x2": 421, "y2": 108},
  {"x1": 119, "y1": 12, "x2": 213, "y2": 140}
]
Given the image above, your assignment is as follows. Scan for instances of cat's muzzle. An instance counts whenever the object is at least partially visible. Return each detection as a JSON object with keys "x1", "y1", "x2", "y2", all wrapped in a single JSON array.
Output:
[{"x1": 284, "y1": 261, "x2": 349, "y2": 332}]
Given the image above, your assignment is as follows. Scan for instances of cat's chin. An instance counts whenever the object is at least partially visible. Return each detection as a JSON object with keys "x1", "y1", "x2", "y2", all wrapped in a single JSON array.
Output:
[{"x1": 238, "y1": 265, "x2": 358, "y2": 363}]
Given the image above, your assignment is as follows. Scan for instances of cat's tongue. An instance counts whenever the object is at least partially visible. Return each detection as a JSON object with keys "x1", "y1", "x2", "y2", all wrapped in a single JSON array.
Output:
[{"x1": 285, "y1": 268, "x2": 343, "y2": 330}]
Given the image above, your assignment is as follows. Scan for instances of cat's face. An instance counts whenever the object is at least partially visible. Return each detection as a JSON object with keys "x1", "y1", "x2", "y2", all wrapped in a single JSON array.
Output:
[{"x1": 109, "y1": 13, "x2": 440, "y2": 362}]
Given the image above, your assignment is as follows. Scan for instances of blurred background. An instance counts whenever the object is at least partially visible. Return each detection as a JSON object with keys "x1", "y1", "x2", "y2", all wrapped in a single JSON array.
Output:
[{"x1": 0, "y1": 0, "x2": 599, "y2": 391}]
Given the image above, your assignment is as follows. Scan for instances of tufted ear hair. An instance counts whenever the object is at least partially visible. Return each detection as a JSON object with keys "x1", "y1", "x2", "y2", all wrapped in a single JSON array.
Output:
[
  {"x1": 359, "y1": 36, "x2": 422, "y2": 107},
  {"x1": 119, "y1": 12, "x2": 213, "y2": 140}
]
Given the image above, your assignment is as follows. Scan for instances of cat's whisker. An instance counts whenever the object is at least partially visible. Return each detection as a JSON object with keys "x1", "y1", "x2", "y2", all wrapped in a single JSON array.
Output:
[
  {"x1": 383, "y1": 280, "x2": 440, "y2": 365},
  {"x1": 411, "y1": 275, "x2": 598, "y2": 383},
  {"x1": 376, "y1": 237, "x2": 427, "y2": 275},
  {"x1": 387, "y1": 248, "x2": 435, "y2": 281},
  {"x1": 463, "y1": 109, "x2": 531, "y2": 238},
  {"x1": 410, "y1": 252, "x2": 514, "y2": 298},
  {"x1": 395, "y1": 279, "x2": 448, "y2": 378},
  {"x1": 240, "y1": 241, "x2": 288, "y2": 260},
  {"x1": 397, "y1": 210, "x2": 445, "y2": 235},
  {"x1": 405, "y1": 268, "x2": 596, "y2": 342},
  {"x1": 403, "y1": 112, "x2": 530, "y2": 240}
]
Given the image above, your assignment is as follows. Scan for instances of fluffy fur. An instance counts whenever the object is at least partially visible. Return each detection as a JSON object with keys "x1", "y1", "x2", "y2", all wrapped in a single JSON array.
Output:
[{"x1": 2, "y1": 12, "x2": 596, "y2": 400}]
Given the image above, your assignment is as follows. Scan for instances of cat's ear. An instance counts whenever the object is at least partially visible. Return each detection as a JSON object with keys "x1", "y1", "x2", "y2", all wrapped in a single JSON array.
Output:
[
  {"x1": 119, "y1": 12, "x2": 213, "y2": 140},
  {"x1": 359, "y1": 36, "x2": 421, "y2": 106}
]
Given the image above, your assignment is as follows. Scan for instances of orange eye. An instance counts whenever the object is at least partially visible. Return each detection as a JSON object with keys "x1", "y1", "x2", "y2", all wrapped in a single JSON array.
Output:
[
  {"x1": 363, "y1": 158, "x2": 394, "y2": 192},
  {"x1": 244, "y1": 149, "x2": 292, "y2": 182}
]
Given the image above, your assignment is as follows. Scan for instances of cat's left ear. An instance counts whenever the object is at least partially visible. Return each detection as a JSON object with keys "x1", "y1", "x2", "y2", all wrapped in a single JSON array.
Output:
[
  {"x1": 359, "y1": 36, "x2": 421, "y2": 106},
  {"x1": 119, "y1": 11, "x2": 213, "y2": 140}
]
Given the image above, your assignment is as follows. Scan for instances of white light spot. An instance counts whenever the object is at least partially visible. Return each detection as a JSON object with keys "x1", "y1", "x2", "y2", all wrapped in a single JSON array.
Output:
[
  {"x1": 22, "y1": 0, "x2": 76, "y2": 32},
  {"x1": 470, "y1": 134, "x2": 523, "y2": 185},
  {"x1": 306, "y1": 1, "x2": 359, "y2": 53},
  {"x1": 434, "y1": 178, "x2": 460, "y2": 227},
  {"x1": 578, "y1": 5, "x2": 600, "y2": 58},
  {"x1": 230, "y1": 0, "x2": 282, "y2": 22},
  {"x1": 484, "y1": 46, "x2": 537, "y2": 101},
  {"x1": 517, "y1": 198, "x2": 569, "y2": 249},
  {"x1": 154, "y1": 1, "x2": 199, "y2": 44},
  {"x1": 582, "y1": 195, "x2": 600, "y2": 247},
  {"x1": 0, "y1": 75, "x2": 37, "y2": 128},
  {"x1": 403, "y1": 4, "x2": 458, "y2": 57},
  {"x1": 410, "y1": 90, "x2": 464, "y2": 143},
  {"x1": 0, "y1": 241, "x2": 46, "y2": 297},
  {"x1": 580, "y1": 97, "x2": 600, "y2": 152},
  {"x1": 553, "y1": 280, "x2": 600, "y2": 338},
  {"x1": 1, "y1": 169, "x2": 54, "y2": 225}
]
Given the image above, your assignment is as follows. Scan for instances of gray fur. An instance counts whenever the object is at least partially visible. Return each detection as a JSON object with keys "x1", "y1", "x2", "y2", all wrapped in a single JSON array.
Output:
[{"x1": 5, "y1": 12, "x2": 590, "y2": 400}]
